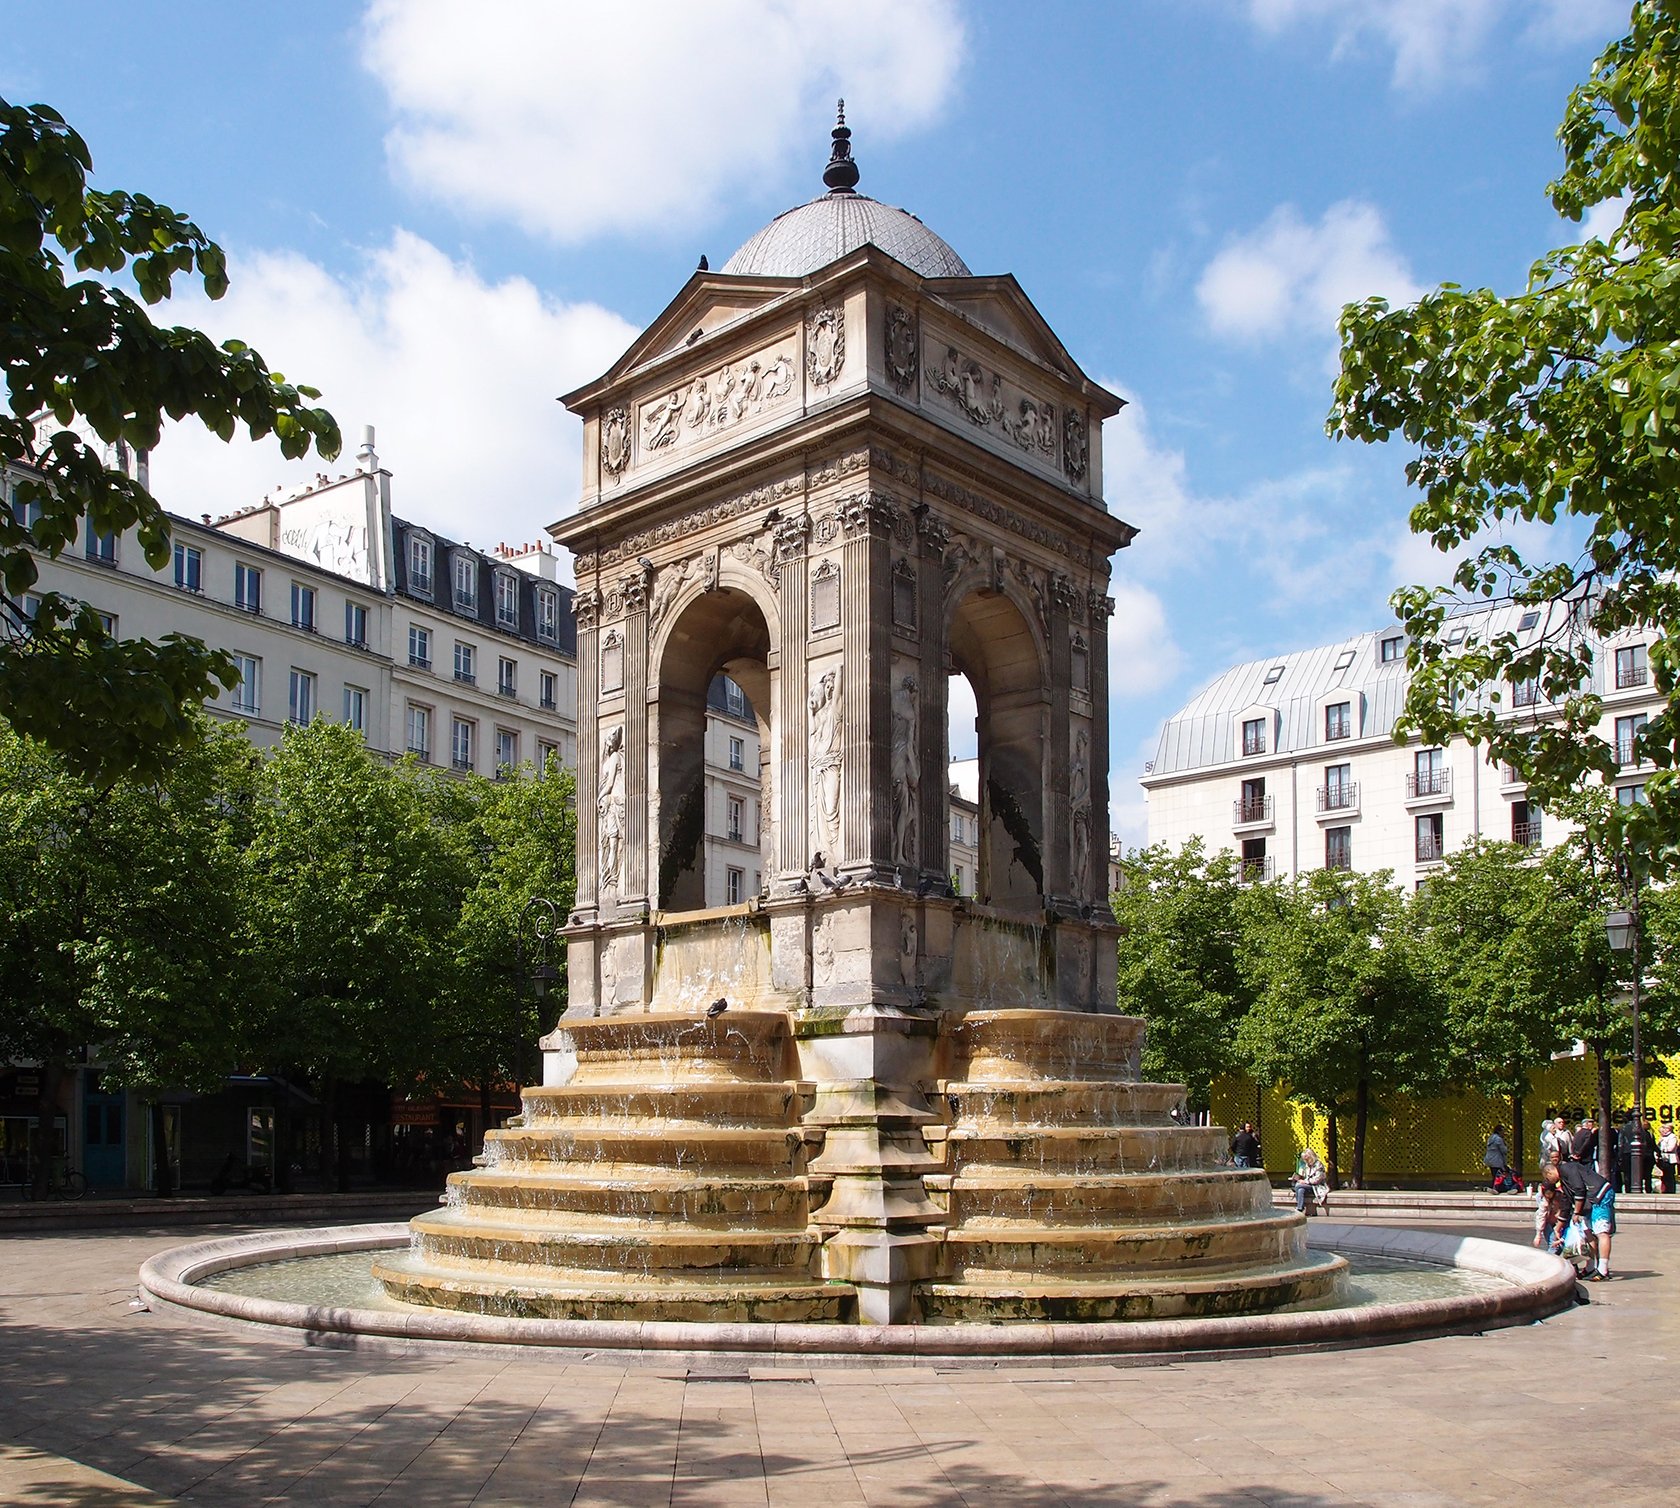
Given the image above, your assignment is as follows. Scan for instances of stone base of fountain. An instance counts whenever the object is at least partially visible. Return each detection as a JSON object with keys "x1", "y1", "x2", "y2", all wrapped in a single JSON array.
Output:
[{"x1": 373, "y1": 1007, "x2": 1340, "y2": 1325}]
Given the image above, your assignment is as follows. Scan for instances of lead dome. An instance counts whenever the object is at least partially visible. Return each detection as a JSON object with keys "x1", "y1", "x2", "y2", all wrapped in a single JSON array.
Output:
[{"x1": 718, "y1": 103, "x2": 971, "y2": 280}]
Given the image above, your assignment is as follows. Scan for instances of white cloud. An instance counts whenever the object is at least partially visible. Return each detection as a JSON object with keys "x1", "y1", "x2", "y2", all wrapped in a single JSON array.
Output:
[
  {"x1": 1577, "y1": 193, "x2": 1629, "y2": 244},
  {"x1": 1099, "y1": 384, "x2": 1198, "y2": 570},
  {"x1": 1245, "y1": 0, "x2": 1619, "y2": 91},
  {"x1": 151, "y1": 231, "x2": 638, "y2": 570},
  {"x1": 361, "y1": 0, "x2": 966, "y2": 244},
  {"x1": 1107, "y1": 582, "x2": 1182, "y2": 700},
  {"x1": 1196, "y1": 200, "x2": 1422, "y2": 353}
]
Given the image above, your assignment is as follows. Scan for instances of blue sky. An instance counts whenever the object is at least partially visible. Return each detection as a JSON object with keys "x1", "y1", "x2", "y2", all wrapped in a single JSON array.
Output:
[{"x1": 3, "y1": 0, "x2": 1630, "y2": 842}]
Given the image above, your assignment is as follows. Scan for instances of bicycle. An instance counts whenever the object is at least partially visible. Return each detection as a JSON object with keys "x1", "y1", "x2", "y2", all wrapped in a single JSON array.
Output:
[{"x1": 22, "y1": 1163, "x2": 88, "y2": 1200}]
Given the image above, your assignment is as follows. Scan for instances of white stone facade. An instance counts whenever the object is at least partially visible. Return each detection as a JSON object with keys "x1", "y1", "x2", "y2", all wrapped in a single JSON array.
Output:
[{"x1": 1141, "y1": 607, "x2": 1664, "y2": 885}]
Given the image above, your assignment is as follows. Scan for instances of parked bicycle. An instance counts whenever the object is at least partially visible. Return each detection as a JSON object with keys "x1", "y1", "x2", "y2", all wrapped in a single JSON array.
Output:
[{"x1": 21, "y1": 1162, "x2": 87, "y2": 1200}]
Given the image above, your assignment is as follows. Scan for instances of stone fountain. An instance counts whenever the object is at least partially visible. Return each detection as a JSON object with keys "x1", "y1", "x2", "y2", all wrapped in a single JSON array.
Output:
[{"x1": 375, "y1": 111, "x2": 1342, "y2": 1327}]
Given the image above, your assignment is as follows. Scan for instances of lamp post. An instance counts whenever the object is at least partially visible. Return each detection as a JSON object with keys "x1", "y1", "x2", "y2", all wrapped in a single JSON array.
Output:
[
  {"x1": 522, "y1": 896, "x2": 563, "y2": 1012},
  {"x1": 1606, "y1": 901, "x2": 1644, "y2": 1190}
]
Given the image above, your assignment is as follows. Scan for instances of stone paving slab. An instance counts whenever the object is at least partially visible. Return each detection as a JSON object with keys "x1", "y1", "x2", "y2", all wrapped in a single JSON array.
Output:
[{"x1": 0, "y1": 1215, "x2": 1671, "y2": 1505}]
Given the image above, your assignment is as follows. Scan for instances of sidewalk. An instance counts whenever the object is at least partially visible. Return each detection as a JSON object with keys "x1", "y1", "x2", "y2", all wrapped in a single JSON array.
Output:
[
  {"x1": 1269, "y1": 1185, "x2": 1680, "y2": 1224},
  {"x1": 0, "y1": 1215, "x2": 1671, "y2": 1504},
  {"x1": 0, "y1": 1187, "x2": 439, "y2": 1234}
]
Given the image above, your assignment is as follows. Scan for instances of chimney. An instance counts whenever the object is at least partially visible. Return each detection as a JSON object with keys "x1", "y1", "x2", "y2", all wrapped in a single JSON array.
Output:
[{"x1": 358, "y1": 425, "x2": 378, "y2": 473}]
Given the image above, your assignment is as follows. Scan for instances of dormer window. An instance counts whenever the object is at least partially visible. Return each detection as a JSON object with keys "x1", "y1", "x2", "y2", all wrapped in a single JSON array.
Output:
[
  {"x1": 1261, "y1": 664, "x2": 1284, "y2": 687},
  {"x1": 1331, "y1": 649, "x2": 1355, "y2": 673},
  {"x1": 1242, "y1": 716, "x2": 1266, "y2": 756},
  {"x1": 454, "y1": 552, "x2": 478, "y2": 613},
  {"x1": 1325, "y1": 702, "x2": 1352, "y2": 741},
  {"x1": 495, "y1": 571, "x2": 518, "y2": 631},
  {"x1": 536, "y1": 587, "x2": 559, "y2": 644},
  {"x1": 409, "y1": 535, "x2": 433, "y2": 596},
  {"x1": 1380, "y1": 635, "x2": 1403, "y2": 663}
]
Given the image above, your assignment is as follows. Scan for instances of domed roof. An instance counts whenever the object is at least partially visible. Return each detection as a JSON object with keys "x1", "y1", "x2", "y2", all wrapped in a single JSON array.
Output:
[{"x1": 718, "y1": 102, "x2": 971, "y2": 281}]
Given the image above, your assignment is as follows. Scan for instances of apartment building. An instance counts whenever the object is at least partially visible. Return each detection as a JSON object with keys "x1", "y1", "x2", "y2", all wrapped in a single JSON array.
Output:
[{"x1": 1141, "y1": 604, "x2": 1664, "y2": 886}]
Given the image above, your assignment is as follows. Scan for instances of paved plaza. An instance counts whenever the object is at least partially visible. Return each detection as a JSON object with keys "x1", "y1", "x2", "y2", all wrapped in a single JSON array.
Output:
[{"x1": 0, "y1": 1215, "x2": 1672, "y2": 1505}]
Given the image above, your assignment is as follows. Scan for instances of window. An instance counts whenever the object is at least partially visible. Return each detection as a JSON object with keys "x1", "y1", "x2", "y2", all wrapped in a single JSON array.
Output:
[
  {"x1": 9, "y1": 485, "x2": 42, "y2": 530},
  {"x1": 1325, "y1": 702, "x2": 1351, "y2": 741},
  {"x1": 406, "y1": 704, "x2": 431, "y2": 760},
  {"x1": 497, "y1": 656, "x2": 517, "y2": 697},
  {"x1": 84, "y1": 522, "x2": 115, "y2": 565},
  {"x1": 235, "y1": 562, "x2": 262, "y2": 614},
  {"x1": 1618, "y1": 782, "x2": 1648, "y2": 807},
  {"x1": 495, "y1": 728, "x2": 518, "y2": 771},
  {"x1": 1615, "y1": 713, "x2": 1647, "y2": 767},
  {"x1": 454, "y1": 641, "x2": 476, "y2": 683},
  {"x1": 1380, "y1": 635, "x2": 1403, "y2": 663},
  {"x1": 231, "y1": 655, "x2": 260, "y2": 715},
  {"x1": 1415, "y1": 812, "x2": 1445, "y2": 863},
  {"x1": 1241, "y1": 716, "x2": 1266, "y2": 756},
  {"x1": 287, "y1": 669, "x2": 316, "y2": 725},
  {"x1": 344, "y1": 601, "x2": 367, "y2": 647},
  {"x1": 1409, "y1": 748, "x2": 1447, "y2": 798},
  {"x1": 728, "y1": 735, "x2": 745, "y2": 773},
  {"x1": 1518, "y1": 610, "x2": 1541, "y2": 632},
  {"x1": 1237, "y1": 777, "x2": 1267, "y2": 824},
  {"x1": 454, "y1": 553, "x2": 477, "y2": 612},
  {"x1": 173, "y1": 543, "x2": 202, "y2": 592},
  {"x1": 727, "y1": 867, "x2": 744, "y2": 905},
  {"x1": 725, "y1": 678, "x2": 746, "y2": 718},
  {"x1": 290, "y1": 582, "x2": 316, "y2": 632},
  {"x1": 95, "y1": 611, "x2": 117, "y2": 637},
  {"x1": 408, "y1": 625, "x2": 432, "y2": 669},
  {"x1": 1332, "y1": 649, "x2": 1356, "y2": 673},
  {"x1": 1239, "y1": 837, "x2": 1269, "y2": 883},
  {"x1": 1261, "y1": 664, "x2": 1284, "y2": 686},
  {"x1": 1512, "y1": 799, "x2": 1541, "y2": 848},
  {"x1": 1444, "y1": 624, "x2": 1466, "y2": 646},
  {"x1": 495, "y1": 573, "x2": 518, "y2": 630},
  {"x1": 953, "y1": 865, "x2": 967, "y2": 896},
  {"x1": 539, "y1": 669, "x2": 558, "y2": 711},
  {"x1": 1322, "y1": 762, "x2": 1354, "y2": 812},
  {"x1": 1325, "y1": 826, "x2": 1352, "y2": 872},
  {"x1": 536, "y1": 587, "x2": 559, "y2": 644},
  {"x1": 1616, "y1": 643, "x2": 1648, "y2": 689},
  {"x1": 537, "y1": 739, "x2": 558, "y2": 773},
  {"x1": 409, "y1": 535, "x2": 433, "y2": 595},
  {"x1": 1511, "y1": 676, "x2": 1539, "y2": 709},
  {"x1": 451, "y1": 717, "x2": 475, "y2": 772},
  {"x1": 343, "y1": 685, "x2": 366, "y2": 732},
  {"x1": 727, "y1": 795, "x2": 745, "y2": 843}
]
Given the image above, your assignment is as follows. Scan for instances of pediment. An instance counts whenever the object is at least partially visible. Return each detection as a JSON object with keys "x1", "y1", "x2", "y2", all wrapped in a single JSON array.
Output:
[{"x1": 925, "y1": 276, "x2": 1111, "y2": 404}]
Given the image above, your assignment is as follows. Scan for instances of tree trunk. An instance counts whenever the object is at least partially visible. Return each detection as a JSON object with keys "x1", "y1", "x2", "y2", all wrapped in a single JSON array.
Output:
[
  {"x1": 1510, "y1": 1079, "x2": 1525, "y2": 1178},
  {"x1": 1352, "y1": 1079, "x2": 1370, "y2": 1190},
  {"x1": 273, "y1": 1093, "x2": 292, "y2": 1194},
  {"x1": 150, "y1": 1100, "x2": 174, "y2": 1199},
  {"x1": 1325, "y1": 1110, "x2": 1340, "y2": 1191},
  {"x1": 31, "y1": 1058, "x2": 64, "y2": 1201},
  {"x1": 1594, "y1": 1044, "x2": 1614, "y2": 1181},
  {"x1": 322, "y1": 1075, "x2": 352, "y2": 1195},
  {"x1": 479, "y1": 1073, "x2": 492, "y2": 1158}
]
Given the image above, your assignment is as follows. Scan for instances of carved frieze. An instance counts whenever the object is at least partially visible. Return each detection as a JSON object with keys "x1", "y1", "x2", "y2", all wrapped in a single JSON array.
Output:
[
  {"x1": 806, "y1": 306, "x2": 845, "y2": 388},
  {"x1": 729, "y1": 521, "x2": 780, "y2": 589},
  {"x1": 594, "y1": 473, "x2": 805, "y2": 569},
  {"x1": 1062, "y1": 408, "x2": 1089, "y2": 485},
  {"x1": 600, "y1": 408, "x2": 631, "y2": 478},
  {"x1": 925, "y1": 345, "x2": 1058, "y2": 461},
  {"x1": 635, "y1": 344, "x2": 796, "y2": 461},
  {"x1": 885, "y1": 305, "x2": 918, "y2": 394}
]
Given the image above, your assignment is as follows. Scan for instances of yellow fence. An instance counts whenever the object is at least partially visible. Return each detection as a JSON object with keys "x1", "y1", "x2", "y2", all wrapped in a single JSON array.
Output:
[{"x1": 1211, "y1": 1056, "x2": 1680, "y2": 1181}]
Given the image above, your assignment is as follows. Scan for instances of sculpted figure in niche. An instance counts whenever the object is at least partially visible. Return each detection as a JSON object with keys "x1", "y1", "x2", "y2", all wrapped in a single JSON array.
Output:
[
  {"x1": 598, "y1": 725, "x2": 627, "y2": 894},
  {"x1": 809, "y1": 668, "x2": 844, "y2": 864},
  {"x1": 647, "y1": 555, "x2": 691, "y2": 630},
  {"x1": 890, "y1": 673, "x2": 919, "y2": 868},
  {"x1": 1070, "y1": 727, "x2": 1091, "y2": 902},
  {"x1": 599, "y1": 937, "x2": 619, "y2": 1014},
  {"x1": 899, "y1": 911, "x2": 918, "y2": 992}
]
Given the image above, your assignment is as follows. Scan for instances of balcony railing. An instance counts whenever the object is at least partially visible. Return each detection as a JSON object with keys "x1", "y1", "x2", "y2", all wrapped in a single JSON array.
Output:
[
  {"x1": 1617, "y1": 734, "x2": 1643, "y2": 767},
  {"x1": 1415, "y1": 836, "x2": 1445, "y2": 863},
  {"x1": 454, "y1": 668, "x2": 476, "y2": 685},
  {"x1": 1513, "y1": 819, "x2": 1543, "y2": 849},
  {"x1": 1325, "y1": 849, "x2": 1352, "y2": 872},
  {"x1": 1500, "y1": 763, "x2": 1525, "y2": 786},
  {"x1": 409, "y1": 654, "x2": 432, "y2": 671},
  {"x1": 1617, "y1": 664, "x2": 1649, "y2": 689},
  {"x1": 1316, "y1": 782, "x2": 1359, "y2": 813},
  {"x1": 1406, "y1": 769, "x2": 1451, "y2": 799},
  {"x1": 452, "y1": 755, "x2": 473, "y2": 772},
  {"x1": 540, "y1": 695, "x2": 557, "y2": 712},
  {"x1": 1239, "y1": 855, "x2": 1274, "y2": 883},
  {"x1": 1241, "y1": 733, "x2": 1266, "y2": 756},
  {"x1": 1511, "y1": 681, "x2": 1539, "y2": 708},
  {"x1": 497, "y1": 684, "x2": 518, "y2": 699},
  {"x1": 1233, "y1": 795, "x2": 1273, "y2": 823},
  {"x1": 408, "y1": 744, "x2": 430, "y2": 762}
]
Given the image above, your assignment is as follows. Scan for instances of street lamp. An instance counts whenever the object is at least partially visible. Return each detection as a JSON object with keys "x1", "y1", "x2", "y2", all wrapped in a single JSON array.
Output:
[
  {"x1": 1606, "y1": 903, "x2": 1645, "y2": 1189},
  {"x1": 522, "y1": 896, "x2": 563, "y2": 1011}
]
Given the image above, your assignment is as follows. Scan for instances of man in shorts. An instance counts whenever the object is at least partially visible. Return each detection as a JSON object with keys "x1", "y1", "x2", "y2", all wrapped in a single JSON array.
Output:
[{"x1": 1560, "y1": 1148, "x2": 1615, "y2": 1281}]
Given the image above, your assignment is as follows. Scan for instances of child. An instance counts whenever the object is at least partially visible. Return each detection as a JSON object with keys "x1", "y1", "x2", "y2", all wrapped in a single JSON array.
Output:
[{"x1": 1533, "y1": 1164, "x2": 1567, "y2": 1254}]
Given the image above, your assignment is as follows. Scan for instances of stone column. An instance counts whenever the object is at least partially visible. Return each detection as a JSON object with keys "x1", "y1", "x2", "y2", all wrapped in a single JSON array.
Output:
[
  {"x1": 839, "y1": 490, "x2": 896, "y2": 881},
  {"x1": 618, "y1": 565, "x2": 651, "y2": 916},
  {"x1": 572, "y1": 587, "x2": 603, "y2": 916},
  {"x1": 1088, "y1": 585, "x2": 1115, "y2": 915},
  {"x1": 1045, "y1": 570, "x2": 1077, "y2": 909},
  {"x1": 773, "y1": 512, "x2": 812, "y2": 886},
  {"x1": 916, "y1": 509, "x2": 950, "y2": 889}
]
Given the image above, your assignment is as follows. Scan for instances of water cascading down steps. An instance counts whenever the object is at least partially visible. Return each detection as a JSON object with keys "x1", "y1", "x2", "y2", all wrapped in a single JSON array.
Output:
[{"x1": 376, "y1": 1006, "x2": 1342, "y2": 1325}]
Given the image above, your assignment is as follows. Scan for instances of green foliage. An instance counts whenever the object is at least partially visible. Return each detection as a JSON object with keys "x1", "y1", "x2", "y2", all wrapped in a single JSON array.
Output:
[
  {"x1": 0, "y1": 97, "x2": 340, "y2": 786},
  {"x1": 0, "y1": 713, "x2": 259, "y2": 1091},
  {"x1": 1112, "y1": 840, "x2": 1265, "y2": 1107},
  {"x1": 1328, "y1": 0, "x2": 1680, "y2": 875}
]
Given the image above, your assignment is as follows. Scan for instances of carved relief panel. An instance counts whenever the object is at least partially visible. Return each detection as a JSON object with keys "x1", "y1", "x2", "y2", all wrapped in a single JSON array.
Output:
[{"x1": 628, "y1": 339, "x2": 798, "y2": 473}]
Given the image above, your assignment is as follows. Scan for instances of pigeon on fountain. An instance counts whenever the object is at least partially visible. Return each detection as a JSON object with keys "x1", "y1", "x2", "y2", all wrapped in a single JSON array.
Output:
[{"x1": 707, "y1": 998, "x2": 729, "y2": 1018}]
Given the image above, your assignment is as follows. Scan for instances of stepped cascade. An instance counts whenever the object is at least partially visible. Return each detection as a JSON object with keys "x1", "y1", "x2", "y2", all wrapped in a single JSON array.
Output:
[{"x1": 379, "y1": 110, "x2": 1346, "y2": 1327}]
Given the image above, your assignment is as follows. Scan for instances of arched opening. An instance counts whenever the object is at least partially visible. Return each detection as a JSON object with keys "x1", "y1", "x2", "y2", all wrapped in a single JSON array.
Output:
[
  {"x1": 947, "y1": 587, "x2": 1047, "y2": 915},
  {"x1": 946, "y1": 668, "x2": 980, "y2": 899},
  {"x1": 652, "y1": 588, "x2": 772, "y2": 911}
]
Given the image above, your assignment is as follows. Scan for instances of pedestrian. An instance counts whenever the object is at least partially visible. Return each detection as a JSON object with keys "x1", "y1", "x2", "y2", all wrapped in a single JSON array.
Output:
[
  {"x1": 1658, "y1": 1120, "x2": 1678, "y2": 1195},
  {"x1": 1231, "y1": 1121, "x2": 1261, "y2": 1170},
  {"x1": 1533, "y1": 1164, "x2": 1568, "y2": 1253},
  {"x1": 1484, "y1": 1124, "x2": 1522, "y2": 1193},
  {"x1": 1570, "y1": 1115, "x2": 1599, "y2": 1167},
  {"x1": 1290, "y1": 1146, "x2": 1327, "y2": 1214},
  {"x1": 1560, "y1": 1150, "x2": 1616, "y2": 1281},
  {"x1": 1540, "y1": 1115, "x2": 1568, "y2": 1167}
]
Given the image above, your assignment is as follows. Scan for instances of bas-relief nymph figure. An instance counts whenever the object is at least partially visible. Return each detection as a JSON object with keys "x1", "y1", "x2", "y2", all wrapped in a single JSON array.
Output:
[
  {"x1": 890, "y1": 673, "x2": 919, "y2": 867},
  {"x1": 598, "y1": 724, "x2": 626, "y2": 894},
  {"x1": 1070, "y1": 726, "x2": 1091, "y2": 902},
  {"x1": 809, "y1": 667, "x2": 844, "y2": 864}
]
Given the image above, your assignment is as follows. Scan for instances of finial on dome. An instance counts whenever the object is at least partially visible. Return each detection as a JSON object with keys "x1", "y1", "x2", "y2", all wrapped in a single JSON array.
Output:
[{"x1": 823, "y1": 98, "x2": 860, "y2": 194}]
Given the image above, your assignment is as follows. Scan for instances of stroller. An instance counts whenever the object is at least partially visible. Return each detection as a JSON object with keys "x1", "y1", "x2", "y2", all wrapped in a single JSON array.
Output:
[{"x1": 1490, "y1": 1169, "x2": 1526, "y2": 1194}]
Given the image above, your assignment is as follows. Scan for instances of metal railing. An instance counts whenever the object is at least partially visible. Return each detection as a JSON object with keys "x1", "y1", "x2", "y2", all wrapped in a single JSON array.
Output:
[
  {"x1": 1617, "y1": 734, "x2": 1643, "y2": 767},
  {"x1": 1617, "y1": 664, "x2": 1649, "y2": 689},
  {"x1": 1415, "y1": 836, "x2": 1445, "y2": 862},
  {"x1": 1239, "y1": 855, "x2": 1274, "y2": 883},
  {"x1": 454, "y1": 668, "x2": 476, "y2": 685},
  {"x1": 1316, "y1": 782, "x2": 1358, "y2": 813},
  {"x1": 1233, "y1": 795, "x2": 1273, "y2": 823},
  {"x1": 1513, "y1": 819, "x2": 1543, "y2": 848},
  {"x1": 1406, "y1": 769, "x2": 1451, "y2": 799}
]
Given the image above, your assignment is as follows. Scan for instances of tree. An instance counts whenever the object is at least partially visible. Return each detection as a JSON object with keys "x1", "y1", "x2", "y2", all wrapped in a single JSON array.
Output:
[
  {"x1": 1112, "y1": 840, "x2": 1268, "y2": 1110},
  {"x1": 243, "y1": 722, "x2": 470, "y2": 1190},
  {"x1": 1329, "y1": 1, "x2": 1680, "y2": 876},
  {"x1": 1238, "y1": 870, "x2": 1442, "y2": 1188},
  {"x1": 1413, "y1": 840, "x2": 1573, "y2": 1166},
  {"x1": 0, "y1": 714, "x2": 260, "y2": 1196},
  {"x1": 437, "y1": 758, "x2": 578, "y2": 1132},
  {"x1": 1, "y1": 98, "x2": 340, "y2": 787}
]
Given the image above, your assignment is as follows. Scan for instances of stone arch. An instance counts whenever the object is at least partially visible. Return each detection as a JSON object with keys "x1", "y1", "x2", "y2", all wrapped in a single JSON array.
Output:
[
  {"x1": 945, "y1": 577, "x2": 1049, "y2": 916},
  {"x1": 649, "y1": 584, "x2": 774, "y2": 912}
]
